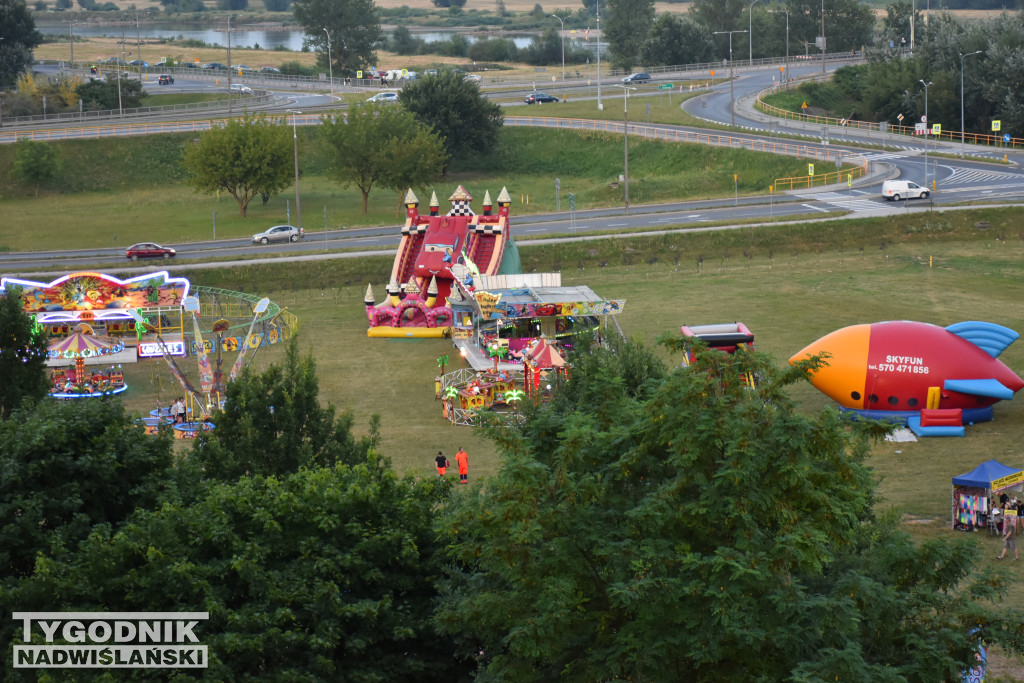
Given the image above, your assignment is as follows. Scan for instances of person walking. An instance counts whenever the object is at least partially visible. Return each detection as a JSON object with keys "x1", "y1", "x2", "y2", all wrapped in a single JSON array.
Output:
[
  {"x1": 998, "y1": 520, "x2": 1019, "y2": 560},
  {"x1": 455, "y1": 447, "x2": 469, "y2": 484},
  {"x1": 435, "y1": 451, "x2": 449, "y2": 476}
]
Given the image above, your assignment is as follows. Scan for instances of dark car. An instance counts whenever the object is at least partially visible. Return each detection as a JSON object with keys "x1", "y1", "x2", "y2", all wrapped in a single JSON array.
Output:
[
  {"x1": 126, "y1": 243, "x2": 176, "y2": 260},
  {"x1": 524, "y1": 92, "x2": 559, "y2": 104},
  {"x1": 158, "y1": 74, "x2": 174, "y2": 85},
  {"x1": 622, "y1": 72, "x2": 652, "y2": 83},
  {"x1": 203, "y1": 62, "x2": 228, "y2": 70}
]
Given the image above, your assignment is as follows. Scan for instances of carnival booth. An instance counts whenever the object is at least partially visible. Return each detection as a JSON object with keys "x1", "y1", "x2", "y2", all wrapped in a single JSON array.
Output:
[{"x1": 951, "y1": 460, "x2": 1024, "y2": 532}]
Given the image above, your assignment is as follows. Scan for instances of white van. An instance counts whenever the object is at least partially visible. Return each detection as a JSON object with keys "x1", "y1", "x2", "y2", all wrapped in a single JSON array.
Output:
[{"x1": 882, "y1": 180, "x2": 930, "y2": 201}]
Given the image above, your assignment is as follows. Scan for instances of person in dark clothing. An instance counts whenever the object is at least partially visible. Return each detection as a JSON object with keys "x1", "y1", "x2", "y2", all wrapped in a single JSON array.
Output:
[{"x1": 435, "y1": 451, "x2": 449, "y2": 476}]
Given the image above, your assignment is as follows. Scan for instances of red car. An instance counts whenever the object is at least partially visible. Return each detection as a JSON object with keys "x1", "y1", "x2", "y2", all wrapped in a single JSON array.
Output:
[{"x1": 126, "y1": 242, "x2": 176, "y2": 260}]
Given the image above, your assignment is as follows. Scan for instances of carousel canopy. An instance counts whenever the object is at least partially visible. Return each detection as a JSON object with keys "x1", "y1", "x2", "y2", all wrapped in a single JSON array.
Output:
[
  {"x1": 525, "y1": 338, "x2": 566, "y2": 369},
  {"x1": 48, "y1": 332, "x2": 119, "y2": 359}
]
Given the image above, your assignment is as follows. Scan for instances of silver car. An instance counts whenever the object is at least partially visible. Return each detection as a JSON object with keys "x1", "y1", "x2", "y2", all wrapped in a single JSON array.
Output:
[{"x1": 251, "y1": 225, "x2": 304, "y2": 244}]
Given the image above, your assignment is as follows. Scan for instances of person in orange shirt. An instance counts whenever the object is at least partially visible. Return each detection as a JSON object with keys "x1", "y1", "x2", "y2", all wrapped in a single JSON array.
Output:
[{"x1": 455, "y1": 447, "x2": 469, "y2": 484}]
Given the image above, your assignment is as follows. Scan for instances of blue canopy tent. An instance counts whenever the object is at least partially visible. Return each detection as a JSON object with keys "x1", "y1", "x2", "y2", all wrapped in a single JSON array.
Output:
[{"x1": 952, "y1": 460, "x2": 1024, "y2": 531}]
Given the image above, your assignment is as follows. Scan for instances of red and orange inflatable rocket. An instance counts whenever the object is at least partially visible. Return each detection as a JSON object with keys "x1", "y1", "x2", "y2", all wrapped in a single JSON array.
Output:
[{"x1": 790, "y1": 320, "x2": 1024, "y2": 421}]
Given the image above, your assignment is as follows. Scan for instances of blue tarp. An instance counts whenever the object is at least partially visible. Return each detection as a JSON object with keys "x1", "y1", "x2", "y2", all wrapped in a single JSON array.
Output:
[{"x1": 952, "y1": 459, "x2": 1021, "y2": 488}]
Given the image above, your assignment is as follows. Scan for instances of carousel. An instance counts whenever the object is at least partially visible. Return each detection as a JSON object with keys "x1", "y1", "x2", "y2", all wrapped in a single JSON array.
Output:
[{"x1": 48, "y1": 330, "x2": 128, "y2": 398}]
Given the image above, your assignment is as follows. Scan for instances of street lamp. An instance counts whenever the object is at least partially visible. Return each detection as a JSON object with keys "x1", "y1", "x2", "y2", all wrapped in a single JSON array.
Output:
[
  {"x1": 820, "y1": 0, "x2": 826, "y2": 74},
  {"x1": 286, "y1": 110, "x2": 303, "y2": 231},
  {"x1": 596, "y1": 1, "x2": 603, "y2": 110},
  {"x1": 960, "y1": 50, "x2": 982, "y2": 158},
  {"x1": 614, "y1": 84, "x2": 636, "y2": 214},
  {"x1": 323, "y1": 28, "x2": 334, "y2": 98},
  {"x1": 713, "y1": 29, "x2": 747, "y2": 128},
  {"x1": 748, "y1": 0, "x2": 759, "y2": 67},
  {"x1": 919, "y1": 79, "x2": 932, "y2": 188},
  {"x1": 549, "y1": 15, "x2": 565, "y2": 93}
]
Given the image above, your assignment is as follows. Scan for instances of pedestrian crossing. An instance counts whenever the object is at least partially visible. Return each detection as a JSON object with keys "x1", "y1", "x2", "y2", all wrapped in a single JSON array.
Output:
[
  {"x1": 794, "y1": 190, "x2": 886, "y2": 213},
  {"x1": 941, "y1": 166, "x2": 1024, "y2": 186}
]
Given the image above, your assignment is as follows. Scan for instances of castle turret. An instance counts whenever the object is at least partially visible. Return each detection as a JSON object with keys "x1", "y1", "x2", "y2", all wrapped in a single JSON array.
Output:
[
  {"x1": 482, "y1": 190, "x2": 493, "y2": 216},
  {"x1": 429, "y1": 191, "x2": 440, "y2": 216},
  {"x1": 404, "y1": 188, "x2": 419, "y2": 222},
  {"x1": 388, "y1": 279, "x2": 402, "y2": 307},
  {"x1": 425, "y1": 276, "x2": 439, "y2": 308},
  {"x1": 497, "y1": 186, "x2": 511, "y2": 219},
  {"x1": 364, "y1": 284, "x2": 376, "y2": 322}
]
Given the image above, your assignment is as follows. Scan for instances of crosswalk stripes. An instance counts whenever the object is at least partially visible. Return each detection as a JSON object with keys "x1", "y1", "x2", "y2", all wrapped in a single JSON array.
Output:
[
  {"x1": 794, "y1": 191, "x2": 886, "y2": 212},
  {"x1": 942, "y1": 167, "x2": 1024, "y2": 185}
]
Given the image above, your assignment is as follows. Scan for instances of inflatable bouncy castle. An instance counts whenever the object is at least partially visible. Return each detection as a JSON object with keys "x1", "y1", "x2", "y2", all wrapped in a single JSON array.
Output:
[{"x1": 364, "y1": 186, "x2": 517, "y2": 338}]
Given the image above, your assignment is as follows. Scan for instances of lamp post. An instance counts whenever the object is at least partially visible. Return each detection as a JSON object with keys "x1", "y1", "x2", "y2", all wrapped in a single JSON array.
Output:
[
  {"x1": 713, "y1": 29, "x2": 747, "y2": 128},
  {"x1": 919, "y1": 79, "x2": 932, "y2": 188},
  {"x1": 782, "y1": 10, "x2": 789, "y2": 91},
  {"x1": 596, "y1": 1, "x2": 603, "y2": 110},
  {"x1": 748, "y1": 0, "x2": 759, "y2": 67},
  {"x1": 960, "y1": 50, "x2": 982, "y2": 158},
  {"x1": 820, "y1": 0, "x2": 826, "y2": 74},
  {"x1": 614, "y1": 84, "x2": 635, "y2": 214},
  {"x1": 287, "y1": 110, "x2": 303, "y2": 231},
  {"x1": 69, "y1": 20, "x2": 75, "y2": 71},
  {"x1": 550, "y1": 15, "x2": 565, "y2": 94},
  {"x1": 323, "y1": 28, "x2": 333, "y2": 98}
]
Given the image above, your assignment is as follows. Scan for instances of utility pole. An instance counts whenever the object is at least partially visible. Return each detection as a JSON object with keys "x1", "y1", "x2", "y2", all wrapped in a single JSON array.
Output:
[
  {"x1": 713, "y1": 29, "x2": 747, "y2": 128},
  {"x1": 596, "y1": 1, "x2": 603, "y2": 110}
]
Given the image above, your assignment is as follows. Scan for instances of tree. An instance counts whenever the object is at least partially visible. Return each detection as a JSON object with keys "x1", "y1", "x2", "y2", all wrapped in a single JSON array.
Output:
[
  {"x1": 8, "y1": 139, "x2": 62, "y2": 197},
  {"x1": 391, "y1": 25, "x2": 420, "y2": 56},
  {"x1": 320, "y1": 104, "x2": 446, "y2": 213},
  {"x1": 605, "y1": 0, "x2": 655, "y2": 70},
  {"x1": 13, "y1": 458, "x2": 471, "y2": 680},
  {"x1": 399, "y1": 70, "x2": 503, "y2": 164},
  {"x1": 0, "y1": 0, "x2": 42, "y2": 88},
  {"x1": 182, "y1": 114, "x2": 292, "y2": 217},
  {"x1": 293, "y1": 0, "x2": 382, "y2": 76},
  {"x1": 0, "y1": 398, "x2": 177, "y2": 580},
  {"x1": 191, "y1": 337, "x2": 376, "y2": 480},
  {"x1": 75, "y1": 74, "x2": 147, "y2": 111},
  {"x1": 640, "y1": 14, "x2": 715, "y2": 67},
  {"x1": 0, "y1": 287, "x2": 47, "y2": 419},
  {"x1": 435, "y1": 335, "x2": 1024, "y2": 679}
]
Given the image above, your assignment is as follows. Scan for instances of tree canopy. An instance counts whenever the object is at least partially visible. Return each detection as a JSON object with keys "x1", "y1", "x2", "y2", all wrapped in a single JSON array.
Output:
[
  {"x1": 434, "y1": 335, "x2": 1024, "y2": 679},
  {"x1": 0, "y1": 0, "x2": 42, "y2": 88},
  {"x1": 398, "y1": 70, "x2": 503, "y2": 163},
  {"x1": 75, "y1": 74, "x2": 147, "y2": 112},
  {"x1": 640, "y1": 14, "x2": 715, "y2": 67},
  {"x1": 293, "y1": 0, "x2": 383, "y2": 76},
  {"x1": 605, "y1": 0, "x2": 655, "y2": 70},
  {"x1": 182, "y1": 114, "x2": 293, "y2": 217},
  {"x1": 8, "y1": 139, "x2": 63, "y2": 197},
  {"x1": 0, "y1": 286, "x2": 47, "y2": 418},
  {"x1": 319, "y1": 104, "x2": 447, "y2": 213}
]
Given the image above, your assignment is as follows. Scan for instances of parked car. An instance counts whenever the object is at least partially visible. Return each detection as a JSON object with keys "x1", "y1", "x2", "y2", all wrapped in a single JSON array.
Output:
[
  {"x1": 259, "y1": 66, "x2": 280, "y2": 73},
  {"x1": 366, "y1": 92, "x2": 398, "y2": 103},
  {"x1": 424, "y1": 68, "x2": 439, "y2": 76},
  {"x1": 621, "y1": 72, "x2": 652, "y2": 83},
  {"x1": 229, "y1": 83, "x2": 253, "y2": 94},
  {"x1": 231, "y1": 64, "x2": 253, "y2": 72},
  {"x1": 128, "y1": 59, "x2": 149, "y2": 67},
  {"x1": 251, "y1": 225, "x2": 304, "y2": 245},
  {"x1": 881, "y1": 179, "x2": 930, "y2": 201},
  {"x1": 524, "y1": 92, "x2": 559, "y2": 104},
  {"x1": 126, "y1": 243, "x2": 176, "y2": 260},
  {"x1": 202, "y1": 62, "x2": 227, "y2": 70},
  {"x1": 103, "y1": 57, "x2": 127, "y2": 65},
  {"x1": 158, "y1": 74, "x2": 174, "y2": 85},
  {"x1": 466, "y1": 74, "x2": 483, "y2": 82}
]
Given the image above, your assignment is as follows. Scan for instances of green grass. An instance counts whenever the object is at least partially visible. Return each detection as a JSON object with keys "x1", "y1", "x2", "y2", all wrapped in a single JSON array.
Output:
[
  {"x1": 144, "y1": 93, "x2": 234, "y2": 106},
  {"x1": 0, "y1": 126, "x2": 812, "y2": 252}
]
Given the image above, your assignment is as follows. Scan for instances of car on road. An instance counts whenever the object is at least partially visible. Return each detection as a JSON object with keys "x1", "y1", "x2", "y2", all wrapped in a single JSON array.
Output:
[
  {"x1": 466, "y1": 74, "x2": 483, "y2": 82},
  {"x1": 229, "y1": 83, "x2": 253, "y2": 94},
  {"x1": 622, "y1": 72, "x2": 652, "y2": 83},
  {"x1": 231, "y1": 64, "x2": 253, "y2": 72},
  {"x1": 158, "y1": 74, "x2": 174, "y2": 85},
  {"x1": 366, "y1": 92, "x2": 399, "y2": 103},
  {"x1": 881, "y1": 179, "x2": 930, "y2": 201},
  {"x1": 202, "y1": 62, "x2": 227, "y2": 70},
  {"x1": 524, "y1": 92, "x2": 559, "y2": 104},
  {"x1": 128, "y1": 60, "x2": 149, "y2": 67},
  {"x1": 251, "y1": 225, "x2": 304, "y2": 245},
  {"x1": 259, "y1": 66, "x2": 280, "y2": 73},
  {"x1": 126, "y1": 243, "x2": 176, "y2": 260},
  {"x1": 424, "y1": 68, "x2": 439, "y2": 76}
]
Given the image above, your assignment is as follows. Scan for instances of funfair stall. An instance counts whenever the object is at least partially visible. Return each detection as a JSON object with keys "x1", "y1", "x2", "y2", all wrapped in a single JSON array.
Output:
[{"x1": 951, "y1": 460, "x2": 1024, "y2": 532}]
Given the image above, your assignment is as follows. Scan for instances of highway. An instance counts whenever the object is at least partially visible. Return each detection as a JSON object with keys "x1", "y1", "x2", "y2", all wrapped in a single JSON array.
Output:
[{"x1": 2, "y1": 61, "x2": 1023, "y2": 274}]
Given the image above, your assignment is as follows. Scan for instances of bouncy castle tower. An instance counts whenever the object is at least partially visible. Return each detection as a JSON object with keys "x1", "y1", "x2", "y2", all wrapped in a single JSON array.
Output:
[{"x1": 364, "y1": 185, "x2": 515, "y2": 338}]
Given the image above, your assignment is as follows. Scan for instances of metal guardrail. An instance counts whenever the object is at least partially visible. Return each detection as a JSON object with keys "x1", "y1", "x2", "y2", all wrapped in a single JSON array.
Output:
[{"x1": 755, "y1": 83, "x2": 1022, "y2": 151}]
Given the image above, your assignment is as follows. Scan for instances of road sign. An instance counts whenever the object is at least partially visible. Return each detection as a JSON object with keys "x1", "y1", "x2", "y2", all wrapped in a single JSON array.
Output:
[
  {"x1": 993, "y1": 120, "x2": 1002, "y2": 131},
  {"x1": 658, "y1": 83, "x2": 673, "y2": 90},
  {"x1": 808, "y1": 164, "x2": 814, "y2": 176},
  {"x1": 921, "y1": 115, "x2": 927, "y2": 123},
  {"x1": 568, "y1": 193, "x2": 575, "y2": 211},
  {"x1": 1005, "y1": 133, "x2": 1012, "y2": 143},
  {"x1": 357, "y1": 70, "x2": 363, "y2": 78},
  {"x1": 897, "y1": 113, "x2": 904, "y2": 122},
  {"x1": 801, "y1": 102, "x2": 808, "y2": 109},
  {"x1": 931, "y1": 123, "x2": 941, "y2": 135}
]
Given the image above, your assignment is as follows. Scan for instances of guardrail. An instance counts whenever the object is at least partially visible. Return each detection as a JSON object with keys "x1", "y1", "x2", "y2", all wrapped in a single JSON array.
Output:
[
  {"x1": 504, "y1": 115, "x2": 868, "y2": 189},
  {"x1": 755, "y1": 83, "x2": 1022, "y2": 151}
]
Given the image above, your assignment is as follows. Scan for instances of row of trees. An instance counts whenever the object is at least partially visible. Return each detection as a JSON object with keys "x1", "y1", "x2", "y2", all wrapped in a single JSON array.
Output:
[
  {"x1": 3, "y1": 288, "x2": 1024, "y2": 678},
  {"x1": 183, "y1": 71, "x2": 501, "y2": 215}
]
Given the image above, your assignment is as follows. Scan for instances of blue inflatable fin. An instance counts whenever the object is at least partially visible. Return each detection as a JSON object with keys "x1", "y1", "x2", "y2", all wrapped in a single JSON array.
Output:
[
  {"x1": 946, "y1": 321, "x2": 1020, "y2": 358},
  {"x1": 944, "y1": 378, "x2": 1016, "y2": 400}
]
